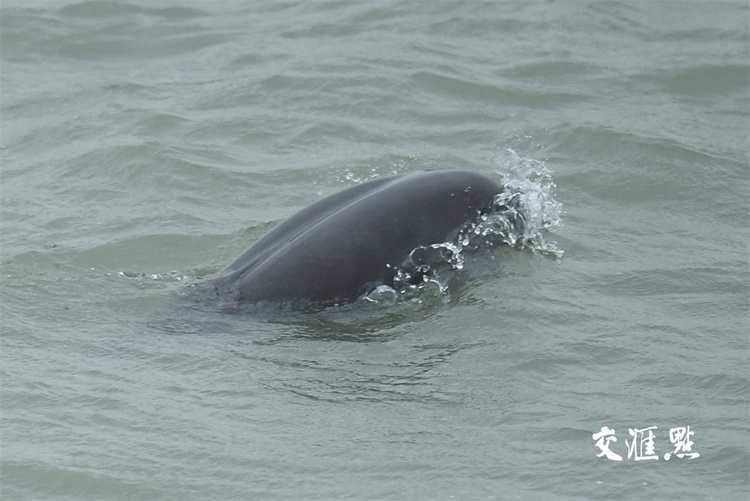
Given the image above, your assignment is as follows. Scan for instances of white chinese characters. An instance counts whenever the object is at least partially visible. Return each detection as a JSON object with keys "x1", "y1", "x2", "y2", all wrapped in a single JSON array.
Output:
[
  {"x1": 626, "y1": 426, "x2": 658, "y2": 461},
  {"x1": 593, "y1": 426, "x2": 622, "y2": 461},
  {"x1": 593, "y1": 426, "x2": 700, "y2": 461},
  {"x1": 663, "y1": 426, "x2": 700, "y2": 460}
]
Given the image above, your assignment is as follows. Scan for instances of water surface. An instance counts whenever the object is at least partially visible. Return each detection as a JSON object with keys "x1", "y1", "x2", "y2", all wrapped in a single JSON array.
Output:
[{"x1": 2, "y1": 1, "x2": 748, "y2": 499}]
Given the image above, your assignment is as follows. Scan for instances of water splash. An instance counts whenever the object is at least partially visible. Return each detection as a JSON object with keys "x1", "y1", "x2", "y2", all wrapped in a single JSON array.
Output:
[
  {"x1": 364, "y1": 151, "x2": 563, "y2": 305},
  {"x1": 473, "y1": 148, "x2": 564, "y2": 258}
]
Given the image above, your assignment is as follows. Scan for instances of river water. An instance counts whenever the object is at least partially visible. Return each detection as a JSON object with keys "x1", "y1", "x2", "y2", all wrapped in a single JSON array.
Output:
[{"x1": 2, "y1": 1, "x2": 748, "y2": 499}]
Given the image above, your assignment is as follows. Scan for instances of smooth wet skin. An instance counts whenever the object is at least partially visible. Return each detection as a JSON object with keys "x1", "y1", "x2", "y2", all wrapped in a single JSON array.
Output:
[{"x1": 211, "y1": 170, "x2": 505, "y2": 306}]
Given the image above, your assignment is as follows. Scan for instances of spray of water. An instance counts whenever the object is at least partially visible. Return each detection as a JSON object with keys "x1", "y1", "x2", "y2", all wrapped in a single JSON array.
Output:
[
  {"x1": 471, "y1": 148, "x2": 564, "y2": 258},
  {"x1": 366, "y1": 150, "x2": 563, "y2": 305}
]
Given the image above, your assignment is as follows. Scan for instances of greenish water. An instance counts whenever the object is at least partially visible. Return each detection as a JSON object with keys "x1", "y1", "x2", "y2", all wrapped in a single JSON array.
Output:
[{"x1": 2, "y1": 1, "x2": 748, "y2": 499}]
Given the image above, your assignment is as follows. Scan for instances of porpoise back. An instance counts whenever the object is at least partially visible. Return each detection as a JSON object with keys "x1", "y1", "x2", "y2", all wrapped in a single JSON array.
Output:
[{"x1": 211, "y1": 170, "x2": 504, "y2": 306}]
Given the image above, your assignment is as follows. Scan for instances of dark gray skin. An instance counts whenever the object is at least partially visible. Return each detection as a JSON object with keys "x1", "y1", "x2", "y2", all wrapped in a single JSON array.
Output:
[{"x1": 211, "y1": 170, "x2": 505, "y2": 307}]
